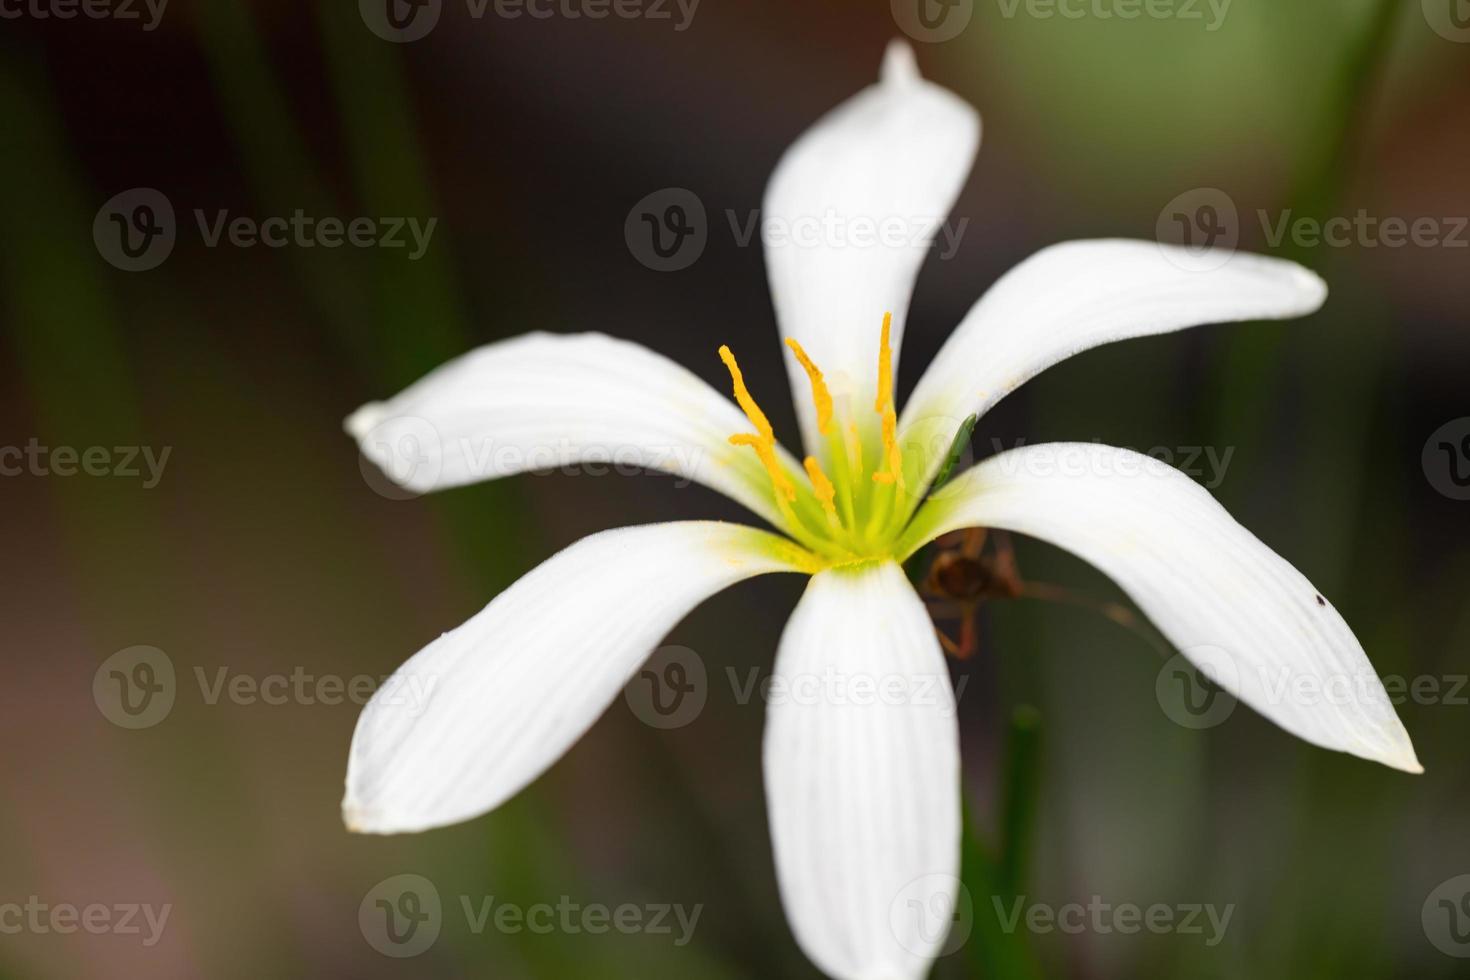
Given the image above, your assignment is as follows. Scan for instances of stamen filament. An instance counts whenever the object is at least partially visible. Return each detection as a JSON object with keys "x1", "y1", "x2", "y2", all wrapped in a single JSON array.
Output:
[
  {"x1": 803, "y1": 456, "x2": 840, "y2": 526},
  {"x1": 729, "y1": 433, "x2": 796, "y2": 502}
]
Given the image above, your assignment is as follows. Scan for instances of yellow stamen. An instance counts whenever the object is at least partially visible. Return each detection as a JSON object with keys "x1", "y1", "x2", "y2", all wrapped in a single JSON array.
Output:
[
  {"x1": 871, "y1": 312, "x2": 905, "y2": 488},
  {"x1": 730, "y1": 433, "x2": 796, "y2": 502},
  {"x1": 874, "y1": 311, "x2": 894, "y2": 414},
  {"x1": 784, "y1": 338, "x2": 834, "y2": 435},
  {"x1": 720, "y1": 343, "x2": 799, "y2": 504},
  {"x1": 803, "y1": 456, "x2": 839, "y2": 522},
  {"x1": 718, "y1": 345, "x2": 774, "y2": 443},
  {"x1": 846, "y1": 419, "x2": 864, "y2": 475},
  {"x1": 872, "y1": 404, "x2": 905, "y2": 489}
]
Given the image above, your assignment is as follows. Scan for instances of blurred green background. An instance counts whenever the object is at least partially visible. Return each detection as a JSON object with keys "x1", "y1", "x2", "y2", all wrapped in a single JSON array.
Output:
[{"x1": 2, "y1": 0, "x2": 1468, "y2": 976}]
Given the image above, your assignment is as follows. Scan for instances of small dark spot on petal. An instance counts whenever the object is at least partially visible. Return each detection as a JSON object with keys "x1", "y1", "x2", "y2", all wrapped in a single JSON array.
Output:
[{"x1": 1315, "y1": 594, "x2": 1326, "y2": 606}]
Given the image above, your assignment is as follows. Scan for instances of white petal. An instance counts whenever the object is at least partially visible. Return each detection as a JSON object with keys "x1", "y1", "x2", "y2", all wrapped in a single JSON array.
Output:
[
  {"x1": 764, "y1": 560, "x2": 961, "y2": 980},
  {"x1": 347, "y1": 332, "x2": 796, "y2": 528},
  {"x1": 899, "y1": 443, "x2": 1421, "y2": 773},
  {"x1": 764, "y1": 40, "x2": 979, "y2": 453},
  {"x1": 900, "y1": 240, "x2": 1327, "y2": 489},
  {"x1": 344, "y1": 521, "x2": 812, "y2": 834}
]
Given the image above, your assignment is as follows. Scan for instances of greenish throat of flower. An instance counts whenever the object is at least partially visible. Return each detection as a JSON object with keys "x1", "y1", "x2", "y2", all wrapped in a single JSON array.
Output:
[{"x1": 718, "y1": 313, "x2": 963, "y2": 567}]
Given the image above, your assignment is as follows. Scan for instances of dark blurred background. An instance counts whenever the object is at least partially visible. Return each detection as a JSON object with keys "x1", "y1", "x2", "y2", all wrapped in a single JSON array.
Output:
[{"x1": 2, "y1": 0, "x2": 1468, "y2": 976}]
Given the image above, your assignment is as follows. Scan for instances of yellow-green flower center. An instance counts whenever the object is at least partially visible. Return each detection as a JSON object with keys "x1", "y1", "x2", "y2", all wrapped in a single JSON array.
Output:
[{"x1": 719, "y1": 314, "x2": 931, "y2": 566}]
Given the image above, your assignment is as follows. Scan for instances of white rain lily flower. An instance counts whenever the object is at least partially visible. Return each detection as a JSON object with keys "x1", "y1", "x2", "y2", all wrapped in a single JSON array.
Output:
[{"x1": 343, "y1": 41, "x2": 1420, "y2": 980}]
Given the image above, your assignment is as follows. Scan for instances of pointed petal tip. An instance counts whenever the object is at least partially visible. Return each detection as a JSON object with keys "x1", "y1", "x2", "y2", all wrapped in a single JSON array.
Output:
[
  {"x1": 344, "y1": 401, "x2": 385, "y2": 440},
  {"x1": 342, "y1": 797, "x2": 413, "y2": 835},
  {"x1": 1384, "y1": 742, "x2": 1424, "y2": 775},
  {"x1": 882, "y1": 39, "x2": 920, "y2": 87},
  {"x1": 342, "y1": 800, "x2": 371, "y2": 834}
]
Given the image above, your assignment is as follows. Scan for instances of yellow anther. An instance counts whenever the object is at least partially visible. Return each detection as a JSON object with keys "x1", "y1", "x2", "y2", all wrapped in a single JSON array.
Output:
[
  {"x1": 873, "y1": 403, "x2": 905, "y2": 489},
  {"x1": 721, "y1": 344, "x2": 797, "y2": 506},
  {"x1": 730, "y1": 433, "x2": 796, "y2": 502},
  {"x1": 869, "y1": 313, "x2": 905, "y2": 488},
  {"x1": 784, "y1": 338, "x2": 834, "y2": 436},
  {"x1": 803, "y1": 456, "x2": 839, "y2": 522},
  {"x1": 874, "y1": 311, "x2": 894, "y2": 414},
  {"x1": 718, "y1": 345, "x2": 774, "y2": 443}
]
